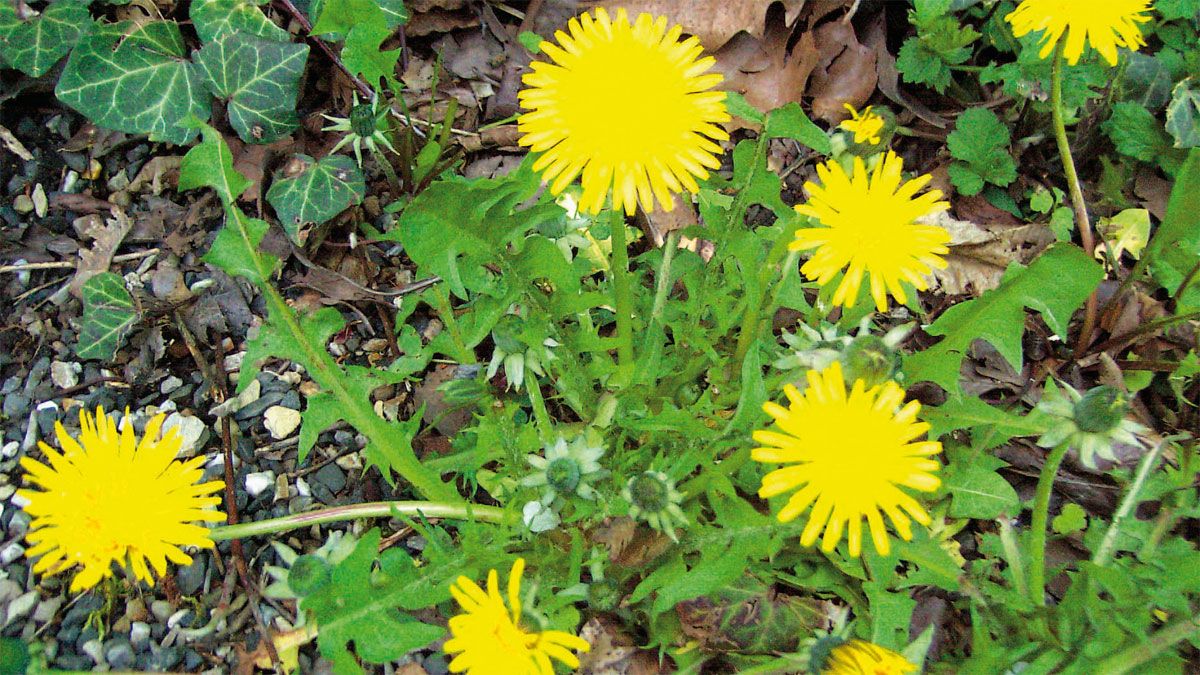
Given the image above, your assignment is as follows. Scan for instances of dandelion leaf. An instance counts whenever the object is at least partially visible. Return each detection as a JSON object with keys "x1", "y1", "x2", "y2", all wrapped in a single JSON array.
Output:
[
  {"x1": 301, "y1": 529, "x2": 446, "y2": 675},
  {"x1": 941, "y1": 446, "x2": 1020, "y2": 520},
  {"x1": 904, "y1": 243, "x2": 1102, "y2": 395}
]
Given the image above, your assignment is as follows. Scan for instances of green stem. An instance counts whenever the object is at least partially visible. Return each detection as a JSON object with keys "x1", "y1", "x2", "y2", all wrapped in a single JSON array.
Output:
[
  {"x1": 210, "y1": 501, "x2": 509, "y2": 541},
  {"x1": 1094, "y1": 613, "x2": 1200, "y2": 674},
  {"x1": 608, "y1": 208, "x2": 636, "y2": 386},
  {"x1": 998, "y1": 517, "x2": 1029, "y2": 598},
  {"x1": 1094, "y1": 440, "x2": 1163, "y2": 567},
  {"x1": 525, "y1": 367, "x2": 554, "y2": 444},
  {"x1": 650, "y1": 230, "x2": 681, "y2": 324},
  {"x1": 1050, "y1": 37, "x2": 1099, "y2": 352},
  {"x1": 1028, "y1": 442, "x2": 1070, "y2": 607}
]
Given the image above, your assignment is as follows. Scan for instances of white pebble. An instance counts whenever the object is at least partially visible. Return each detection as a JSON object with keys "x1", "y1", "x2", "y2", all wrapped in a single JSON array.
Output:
[
  {"x1": 1, "y1": 441, "x2": 18, "y2": 459},
  {"x1": 162, "y1": 413, "x2": 207, "y2": 456},
  {"x1": 0, "y1": 542, "x2": 23, "y2": 565},
  {"x1": 244, "y1": 471, "x2": 275, "y2": 498},
  {"x1": 263, "y1": 406, "x2": 301, "y2": 440},
  {"x1": 130, "y1": 621, "x2": 151, "y2": 646},
  {"x1": 50, "y1": 361, "x2": 80, "y2": 389}
]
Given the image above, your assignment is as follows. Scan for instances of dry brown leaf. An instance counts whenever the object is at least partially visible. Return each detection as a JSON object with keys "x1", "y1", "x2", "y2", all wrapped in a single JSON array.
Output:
[
  {"x1": 69, "y1": 208, "x2": 133, "y2": 298},
  {"x1": 806, "y1": 20, "x2": 877, "y2": 123},
  {"x1": 925, "y1": 211, "x2": 1055, "y2": 296},
  {"x1": 117, "y1": 155, "x2": 182, "y2": 198},
  {"x1": 591, "y1": 0, "x2": 806, "y2": 51},
  {"x1": 578, "y1": 616, "x2": 668, "y2": 675},
  {"x1": 713, "y1": 21, "x2": 818, "y2": 113}
]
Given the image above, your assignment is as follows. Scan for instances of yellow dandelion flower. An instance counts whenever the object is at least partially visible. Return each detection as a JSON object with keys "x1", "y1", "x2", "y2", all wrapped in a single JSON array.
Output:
[
  {"x1": 517, "y1": 8, "x2": 730, "y2": 215},
  {"x1": 791, "y1": 151, "x2": 950, "y2": 312},
  {"x1": 18, "y1": 407, "x2": 225, "y2": 592},
  {"x1": 839, "y1": 104, "x2": 884, "y2": 145},
  {"x1": 445, "y1": 558, "x2": 590, "y2": 674},
  {"x1": 823, "y1": 640, "x2": 917, "y2": 674},
  {"x1": 1005, "y1": 0, "x2": 1153, "y2": 66},
  {"x1": 752, "y1": 362, "x2": 942, "y2": 557}
]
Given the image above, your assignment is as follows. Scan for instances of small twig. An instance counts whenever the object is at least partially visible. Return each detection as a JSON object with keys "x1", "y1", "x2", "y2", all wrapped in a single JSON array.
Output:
[
  {"x1": 272, "y1": 0, "x2": 374, "y2": 100},
  {"x1": 0, "y1": 248, "x2": 161, "y2": 274},
  {"x1": 0, "y1": 123, "x2": 33, "y2": 161},
  {"x1": 42, "y1": 376, "x2": 124, "y2": 400}
]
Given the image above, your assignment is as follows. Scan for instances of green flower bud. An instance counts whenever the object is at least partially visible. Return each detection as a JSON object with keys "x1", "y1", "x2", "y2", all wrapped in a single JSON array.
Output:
[
  {"x1": 491, "y1": 314, "x2": 526, "y2": 354},
  {"x1": 842, "y1": 334, "x2": 899, "y2": 387},
  {"x1": 288, "y1": 554, "x2": 332, "y2": 596},
  {"x1": 627, "y1": 472, "x2": 670, "y2": 513},
  {"x1": 349, "y1": 103, "x2": 379, "y2": 138},
  {"x1": 546, "y1": 456, "x2": 582, "y2": 494},
  {"x1": 1073, "y1": 386, "x2": 1131, "y2": 434},
  {"x1": 587, "y1": 578, "x2": 622, "y2": 612}
]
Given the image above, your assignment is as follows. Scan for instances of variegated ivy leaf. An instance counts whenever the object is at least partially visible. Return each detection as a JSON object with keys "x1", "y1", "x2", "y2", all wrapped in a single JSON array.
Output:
[
  {"x1": 194, "y1": 32, "x2": 308, "y2": 144},
  {"x1": 190, "y1": 0, "x2": 290, "y2": 43},
  {"x1": 1167, "y1": 78, "x2": 1199, "y2": 149},
  {"x1": 0, "y1": 0, "x2": 92, "y2": 77},
  {"x1": 266, "y1": 155, "x2": 365, "y2": 241},
  {"x1": 76, "y1": 272, "x2": 138, "y2": 361},
  {"x1": 56, "y1": 21, "x2": 209, "y2": 145}
]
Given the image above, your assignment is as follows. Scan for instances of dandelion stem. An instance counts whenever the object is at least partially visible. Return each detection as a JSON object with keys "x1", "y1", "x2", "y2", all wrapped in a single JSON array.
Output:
[
  {"x1": 1050, "y1": 37, "x2": 1099, "y2": 353},
  {"x1": 1095, "y1": 612, "x2": 1200, "y2": 674},
  {"x1": 1028, "y1": 441, "x2": 1070, "y2": 607},
  {"x1": 1093, "y1": 439, "x2": 1163, "y2": 567},
  {"x1": 650, "y1": 230, "x2": 681, "y2": 324},
  {"x1": 608, "y1": 208, "x2": 636, "y2": 386},
  {"x1": 525, "y1": 368, "x2": 554, "y2": 444},
  {"x1": 209, "y1": 501, "x2": 510, "y2": 541}
]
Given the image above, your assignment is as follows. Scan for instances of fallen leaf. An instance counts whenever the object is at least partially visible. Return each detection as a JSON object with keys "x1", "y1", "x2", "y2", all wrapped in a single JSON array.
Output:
[
  {"x1": 713, "y1": 19, "x2": 819, "y2": 113},
  {"x1": 70, "y1": 208, "x2": 133, "y2": 298},
  {"x1": 806, "y1": 19, "x2": 877, "y2": 123},
  {"x1": 578, "y1": 616, "x2": 666, "y2": 675},
  {"x1": 592, "y1": 0, "x2": 807, "y2": 51},
  {"x1": 925, "y1": 211, "x2": 1055, "y2": 296}
]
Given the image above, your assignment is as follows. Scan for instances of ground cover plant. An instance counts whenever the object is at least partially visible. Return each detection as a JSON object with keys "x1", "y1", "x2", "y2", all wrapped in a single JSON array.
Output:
[{"x1": 1, "y1": 0, "x2": 1199, "y2": 672}]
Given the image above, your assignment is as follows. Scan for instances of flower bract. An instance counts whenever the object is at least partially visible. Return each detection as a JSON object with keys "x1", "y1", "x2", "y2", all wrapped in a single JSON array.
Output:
[
  {"x1": 839, "y1": 104, "x2": 884, "y2": 145},
  {"x1": 822, "y1": 640, "x2": 917, "y2": 675},
  {"x1": 445, "y1": 558, "x2": 590, "y2": 674},
  {"x1": 792, "y1": 151, "x2": 950, "y2": 312},
  {"x1": 622, "y1": 470, "x2": 687, "y2": 542},
  {"x1": 18, "y1": 407, "x2": 225, "y2": 592},
  {"x1": 752, "y1": 362, "x2": 942, "y2": 557},
  {"x1": 522, "y1": 431, "x2": 607, "y2": 504},
  {"x1": 517, "y1": 8, "x2": 730, "y2": 215},
  {"x1": 1005, "y1": 0, "x2": 1153, "y2": 66},
  {"x1": 1035, "y1": 380, "x2": 1146, "y2": 467}
]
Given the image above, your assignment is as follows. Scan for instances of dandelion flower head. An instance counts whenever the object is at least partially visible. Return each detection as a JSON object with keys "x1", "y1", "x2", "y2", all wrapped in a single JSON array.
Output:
[
  {"x1": 791, "y1": 151, "x2": 950, "y2": 312},
  {"x1": 752, "y1": 362, "x2": 942, "y2": 557},
  {"x1": 445, "y1": 558, "x2": 590, "y2": 674},
  {"x1": 1005, "y1": 0, "x2": 1153, "y2": 66},
  {"x1": 518, "y1": 8, "x2": 730, "y2": 215},
  {"x1": 18, "y1": 407, "x2": 225, "y2": 592},
  {"x1": 823, "y1": 640, "x2": 917, "y2": 675},
  {"x1": 839, "y1": 104, "x2": 884, "y2": 145}
]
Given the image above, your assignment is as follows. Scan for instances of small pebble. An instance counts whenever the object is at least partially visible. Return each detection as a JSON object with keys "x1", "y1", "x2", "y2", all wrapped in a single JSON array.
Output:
[
  {"x1": 4, "y1": 591, "x2": 38, "y2": 625},
  {"x1": 0, "y1": 542, "x2": 24, "y2": 565},
  {"x1": 160, "y1": 376, "x2": 184, "y2": 395},
  {"x1": 12, "y1": 195, "x2": 33, "y2": 214},
  {"x1": 1, "y1": 441, "x2": 18, "y2": 459},
  {"x1": 50, "y1": 361, "x2": 80, "y2": 389},
  {"x1": 81, "y1": 638, "x2": 104, "y2": 664},
  {"x1": 263, "y1": 406, "x2": 301, "y2": 440},
  {"x1": 150, "y1": 600, "x2": 173, "y2": 623},
  {"x1": 162, "y1": 412, "x2": 207, "y2": 456},
  {"x1": 104, "y1": 639, "x2": 135, "y2": 670},
  {"x1": 130, "y1": 622, "x2": 150, "y2": 646},
  {"x1": 33, "y1": 597, "x2": 63, "y2": 624},
  {"x1": 312, "y1": 463, "x2": 346, "y2": 493},
  {"x1": 244, "y1": 471, "x2": 275, "y2": 498}
]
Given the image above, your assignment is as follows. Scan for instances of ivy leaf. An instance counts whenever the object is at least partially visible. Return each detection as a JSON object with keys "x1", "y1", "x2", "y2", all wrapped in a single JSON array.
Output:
[
  {"x1": 904, "y1": 244, "x2": 1103, "y2": 394},
  {"x1": 190, "y1": 0, "x2": 290, "y2": 43},
  {"x1": 56, "y1": 21, "x2": 210, "y2": 145},
  {"x1": 266, "y1": 155, "x2": 365, "y2": 241},
  {"x1": 1166, "y1": 78, "x2": 1199, "y2": 149},
  {"x1": 0, "y1": 0, "x2": 91, "y2": 77},
  {"x1": 941, "y1": 446, "x2": 1020, "y2": 519},
  {"x1": 301, "y1": 529, "x2": 446, "y2": 675},
  {"x1": 194, "y1": 32, "x2": 308, "y2": 144},
  {"x1": 76, "y1": 272, "x2": 138, "y2": 361},
  {"x1": 947, "y1": 108, "x2": 1016, "y2": 196}
]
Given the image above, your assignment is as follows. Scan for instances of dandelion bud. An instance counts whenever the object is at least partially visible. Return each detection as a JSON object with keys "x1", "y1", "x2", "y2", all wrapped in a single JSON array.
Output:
[{"x1": 1073, "y1": 385, "x2": 1131, "y2": 434}]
